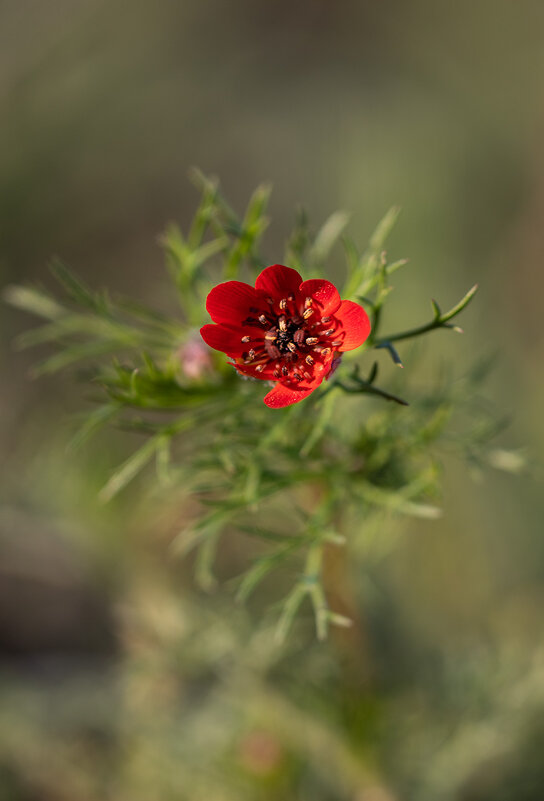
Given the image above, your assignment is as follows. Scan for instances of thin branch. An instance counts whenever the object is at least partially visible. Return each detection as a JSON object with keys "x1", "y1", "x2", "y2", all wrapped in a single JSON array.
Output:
[
  {"x1": 373, "y1": 284, "x2": 478, "y2": 346},
  {"x1": 335, "y1": 379, "x2": 409, "y2": 406}
]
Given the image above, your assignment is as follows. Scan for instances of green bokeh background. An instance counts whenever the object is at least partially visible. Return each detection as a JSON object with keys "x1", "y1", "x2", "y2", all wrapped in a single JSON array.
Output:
[{"x1": 1, "y1": 2, "x2": 543, "y2": 799}]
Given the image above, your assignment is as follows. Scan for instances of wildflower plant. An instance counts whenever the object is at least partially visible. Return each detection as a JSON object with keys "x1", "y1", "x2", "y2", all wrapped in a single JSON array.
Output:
[{"x1": 5, "y1": 170, "x2": 516, "y2": 641}]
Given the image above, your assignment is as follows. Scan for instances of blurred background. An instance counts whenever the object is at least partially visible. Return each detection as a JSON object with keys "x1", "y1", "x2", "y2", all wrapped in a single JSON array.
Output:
[{"x1": 1, "y1": 1, "x2": 544, "y2": 799}]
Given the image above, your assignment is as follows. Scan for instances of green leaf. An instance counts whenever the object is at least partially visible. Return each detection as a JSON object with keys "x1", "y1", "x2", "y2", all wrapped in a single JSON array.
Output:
[
  {"x1": 32, "y1": 340, "x2": 123, "y2": 376},
  {"x1": 99, "y1": 436, "x2": 162, "y2": 502},
  {"x1": 369, "y1": 206, "x2": 401, "y2": 252},
  {"x1": 68, "y1": 403, "x2": 122, "y2": 452},
  {"x1": 155, "y1": 435, "x2": 173, "y2": 485},
  {"x1": 342, "y1": 237, "x2": 360, "y2": 280},
  {"x1": 309, "y1": 581, "x2": 329, "y2": 641},
  {"x1": 189, "y1": 168, "x2": 238, "y2": 228},
  {"x1": 328, "y1": 612, "x2": 353, "y2": 629},
  {"x1": 486, "y1": 448, "x2": 526, "y2": 474},
  {"x1": 15, "y1": 315, "x2": 119, "y2": 350},
  {"x1": 191, "y1": 236, "x2": 229, "y2": 270},
  {"x1": 113, "y1": 294, "x2": 183, "y2": 335},
  {"x1": 342, "y1": 207, "x2": 401, "y2": 300},
  {"x1": 385, "y1": 258, "x2": 409, "y2": 276},
  {"x1": 195, "y1": 530, "x2": 220, "y2": 591},
  {"x1": 222, "y1": 184, "x2": 271, "y2": 279},
  {"x1": 285, "y1": 206, "x2": 310, "y2": 268},
  {"x1": 244, "y1": 183, "x2": 272, "y2": 229},
  {"x1": 440, "y1": 283, "x2": 479, "y2": 322},
  {"x1": 275, "y1": 585, "x2": 307, "y2": 644},
  {"x1": 355, "y1": 467, "x2": 441, "y2": 518},
  {"x1": 299, "y1": 387, "x2": 339, "y2": 457},
  {"x1": 171, "y1": 509, "x2": 233, "y2": 558},
  {"x1": 50, "y1": 259, "x2": 110, "y2": 315},
  {"x1": 310, "y1": 211, "x2": 350, "y2": 264},
  {"x1": 3, "y1": 285, "x2": 65, "y2": 320},
  {"x1": 237, "y1": 550, "x2": 287, "y2": 603}
]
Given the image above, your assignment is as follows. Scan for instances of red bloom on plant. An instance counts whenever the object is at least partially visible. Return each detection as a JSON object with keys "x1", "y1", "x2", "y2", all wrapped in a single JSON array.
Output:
[{"x1": 200, "y1": 265, "x2": 371, "y2": 408}]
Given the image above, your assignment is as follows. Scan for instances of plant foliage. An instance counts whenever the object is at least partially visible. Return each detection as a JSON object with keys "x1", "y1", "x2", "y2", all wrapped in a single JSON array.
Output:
[{"x1": 4, "y1": 170, "x2": 518, "y2": 640}]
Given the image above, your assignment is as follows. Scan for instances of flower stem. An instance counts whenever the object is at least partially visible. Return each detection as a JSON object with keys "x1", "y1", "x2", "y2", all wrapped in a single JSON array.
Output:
[{"x1": 373, "y1": 284, "x2": 478, "y2": 346}]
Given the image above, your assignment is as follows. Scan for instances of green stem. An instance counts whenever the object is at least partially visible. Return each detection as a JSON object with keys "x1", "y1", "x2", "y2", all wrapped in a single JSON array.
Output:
[
  {"x1": 373, "y1": 284, "x2": 478, "y2": 346},
  {"x1": 335, "y1": 380, "x2": 408, "y2": 406},
  {"x1": 304, "y1": 543, "x2": 329, "y2": 640}
]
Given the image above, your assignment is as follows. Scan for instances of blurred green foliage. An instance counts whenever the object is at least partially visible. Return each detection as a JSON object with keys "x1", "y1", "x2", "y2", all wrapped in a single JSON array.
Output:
[
  {"x1": 1, "y1": 2, "x2": 543, "y2": 800},
  {"x1": 5, "y1": 174, "x2": 494, "y2": 641}
]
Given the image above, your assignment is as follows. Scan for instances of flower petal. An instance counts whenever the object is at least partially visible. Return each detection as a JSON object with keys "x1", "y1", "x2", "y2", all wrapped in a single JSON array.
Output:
[
  {"x1": 200, "y1": 323, "x2": 253, "y2": 357},
  {"x1": 232, "y1": 361, "x2": 276, "y2": 381},
  {"x1": 206, "y1": 280, "x2": 263, "y2": 325},
  {"x1": 334, "y1": 300, "x2": 371, "y2": 351},
  {"x1": 298, "y1": 279, "x2": 341, "y2": 315},
  {"x1": 263, "y1": 383, "x2": 316, "y2": 408},
  {"x1": 255, "y1": 264, "x2": 303, "y2": 299},
  {"x1": 294, "y1": 353, "x2": 333, "y2": 390}
]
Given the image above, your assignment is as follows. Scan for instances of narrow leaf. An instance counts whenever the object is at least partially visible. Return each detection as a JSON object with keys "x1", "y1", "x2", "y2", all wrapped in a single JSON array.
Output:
[
  {"x1": 32, "y1": 340, "x2": 121, "y2": 376},
  {"x1": 68, "y1": 403, "x2": 121, "y2": 452},
  {"x1": 310, "y1": 211, "x2": 351, "y2": 263},
  {"x1": 441, "y1": 284, "x2": 479, "y2": 322},
  {"x1": 50, "y1": 260, "x2": 109, "y2": 315},
  {"x1": 369, "y1": 206, "x2": 401, "y2": 252},
  {"x1": 99, "y1": 436, "x2": 161, "y2": 502},
  {"x1": 3, "y1": 285, "x2": 65, "y2": 320}
]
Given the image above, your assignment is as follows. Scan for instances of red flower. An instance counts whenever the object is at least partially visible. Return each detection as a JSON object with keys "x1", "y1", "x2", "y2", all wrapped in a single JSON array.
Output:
[{"x1": 200, "y1": 264, "x2": 371, "y2": 408}]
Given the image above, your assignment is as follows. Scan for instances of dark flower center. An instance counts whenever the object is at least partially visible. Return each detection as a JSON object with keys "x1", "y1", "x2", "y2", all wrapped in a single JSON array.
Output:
[
  {"x1": 240, "y1": 295, "x2": 342, "y2": 384},
  {"x1": 276, "y1": 324, "x2": 295, "y2": 351}
]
